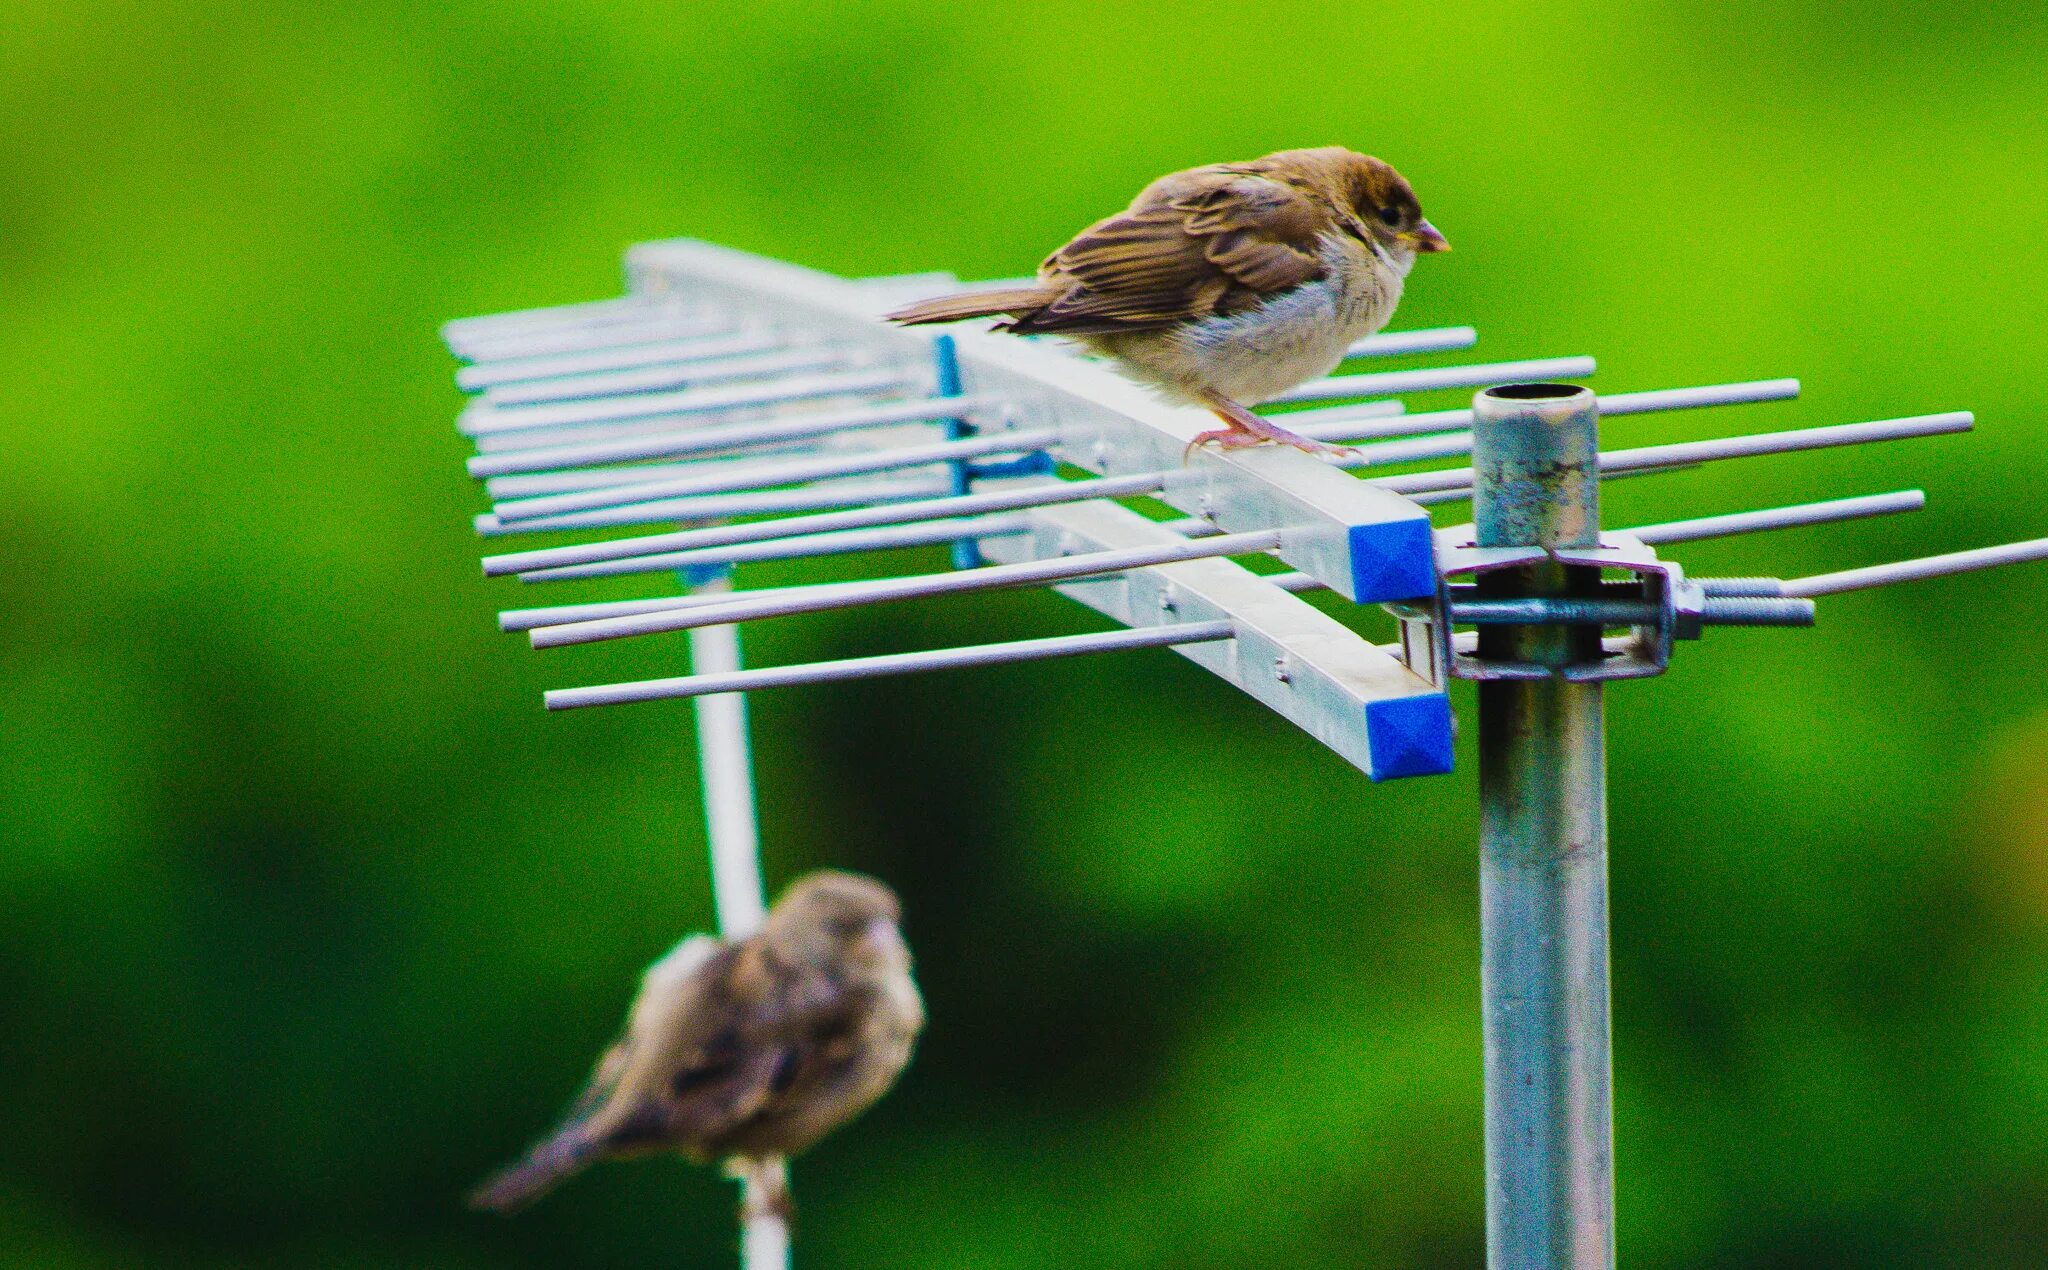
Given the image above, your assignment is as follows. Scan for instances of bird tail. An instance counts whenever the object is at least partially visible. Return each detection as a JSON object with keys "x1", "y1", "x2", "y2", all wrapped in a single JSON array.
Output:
[
  {"x1": 468, "y1": 1127, "x2": 601, "y2": 1213},
  {"x1": 885, "y1": 286, "x2": 1056, "y2": 326}
]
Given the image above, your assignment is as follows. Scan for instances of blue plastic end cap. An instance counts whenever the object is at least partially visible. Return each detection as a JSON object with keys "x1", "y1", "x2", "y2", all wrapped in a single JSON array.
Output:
[
  {"x1": 1347, "y1": 516, "x2": 1437, "y2": 602},
  {"x1": 678, "y1": 563, "x2": 735, "y2": 588},
  {"x1": 1364, "y1": 693, "x2": 1456, "y2": 781}
]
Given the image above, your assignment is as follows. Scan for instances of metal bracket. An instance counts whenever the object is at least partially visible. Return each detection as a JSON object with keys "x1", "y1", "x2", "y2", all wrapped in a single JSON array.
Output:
[{"x1": 978, "y1": 500, "x2": 1454, "y2": 781}]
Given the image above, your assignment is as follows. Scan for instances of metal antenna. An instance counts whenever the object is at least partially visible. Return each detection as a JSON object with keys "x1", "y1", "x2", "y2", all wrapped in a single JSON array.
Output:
[
  {"x1": 438, "y1": 241, "x2": 2048, "y2": 1270},
  {"x1": 682, "y1": 567, "x2": 788, "y2": 1270}
]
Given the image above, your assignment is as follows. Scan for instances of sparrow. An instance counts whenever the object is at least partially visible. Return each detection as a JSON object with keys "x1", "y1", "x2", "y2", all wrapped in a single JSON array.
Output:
[
  {"x1": 469, "y1": 870, "x2": 924, "y2": 1217},
  {"x1": 887, "y1": 146, "x2": 1448, "y2": 455}
]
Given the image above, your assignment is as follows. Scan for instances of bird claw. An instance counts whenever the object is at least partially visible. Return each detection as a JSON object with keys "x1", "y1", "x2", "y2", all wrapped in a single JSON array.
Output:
[{"x1": 1183, "y1": 426, "x2": 1359, "y2": 463}]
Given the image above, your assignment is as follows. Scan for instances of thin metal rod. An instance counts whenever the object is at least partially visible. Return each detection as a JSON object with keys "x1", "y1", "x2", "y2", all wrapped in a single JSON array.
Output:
[
  {"x1": 481, "y1": 378, "x2": 1786, "y2": 567},
  {"x1": 1344, "y1": 326, "x2": 1479, "y2": 358},
  {"x1": 491, "y1": 378, "x2": 1780, "y2": 569},
  {"x1": 544, "y1": 621, "x2": 1235, "y2": 709},
  {"x1": 1293, "y1": 378, "x2": 1799, "y2": 443},
  {"x1": 470, "y1": 391, "x2": 1377, "y2": 457},
  {"x1": 1781, "y1": 536, "x2": 2048, "y2": 597},
  {"x1": 456, "y1": 330, "x2": 785, "y2": 391},
  {"x1": 681, "y1": 574, "x2": 786, "y2": 1270},
  {"x1": 492, "y1": 427, "x2": 1058, "y2": 523},
  {"x1": 481, "y1": 474, "x2": 1163, "y2": 576},
  {"x1": 507, "y1": 577, "x2": 896, "y2": 632},
  {"x1": 502, "y1": 593, "x2": 741, "y2": 633},
  {"x1": 443, "y1": 294, "x2": 671, "y2": 338},
  {"x1": 480, "y1": 348, "x2": 854, "y2": 407},
  {"x1": 529, "y1": 530, "x2": 1283, "y2": 648},
  {"x1": 467, "y1": 396, "x2": 999, "y2": 478},
  {"x1": 1270, "y1": 356, "x2": 1596, "y2": 405},
  {"x1": 740, "y1": 1161, "x2": 790, "y2": 1270},
  {"x1": 1376, "y1": 411, "x2": 1973, "y2": 497},
  {"x1": 472, "y1": 411, "x2": 779, "y2": 454},
  {"x1": 688, "y1": 575, "x2": 768, "y2": 935},
  {"x1": 1472, "y1": 383, "x2": 1614, "y2": 1270},
  {"x1": 1312, "y1": 379, "x2": 1801, "y2": 468},
  {"x1": 473, "y1": 478, "x2": 955, "y2": 537},
  {"x1": 490, "y1": 462, "x2": 811, "y2": 498},
  {"x1": 453, "y1": 316, "x2": 731, "y2": 363},
  {"x1": 519, "y1": 514, "x2": 1033, "y2": 586},
  {"x1": 1261, "y1": 489, "x2": 1924, "y2": 596},
  {"x1": 460, "y1": 368, "x2": 912, "y2": 436},
  {"x1": 1627, "y1": 490, "x2": 1925, "y2": 546},
  {"x1": 1408, "y1": 463, "x2": 1704, "y2": 507}
]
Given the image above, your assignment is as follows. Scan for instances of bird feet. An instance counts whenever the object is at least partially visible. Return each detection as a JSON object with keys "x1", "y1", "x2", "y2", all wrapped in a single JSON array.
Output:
[
  {"x1": 1185, "y1": 392, "x2": 1358, "y2": 462},
  {"x1": 731, "y1": 1156, "x2": 794, "y2": 1224}
]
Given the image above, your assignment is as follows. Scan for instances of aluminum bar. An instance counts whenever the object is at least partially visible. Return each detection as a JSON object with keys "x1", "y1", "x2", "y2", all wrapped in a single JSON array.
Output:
[
  {"x1": 1376, "y1": 412, "x2": 1974, "y2": 497},
  {"x1": 481, "y1": 475, "x2": 1163, "y2": 576},
  {"x1": 460, "y1": 368, "x2": 911, "y2": 436},
  {"x1": 529, "y1": 530, "x2": 1285, "y2": 648},
  {"x1": 455, "y1": 331, "x2": 785, "y2": 391},
  {"x1": 491, "y1": 427, "x2": 1056, "y2": 523},
  {"x1": 1781, "y1": 537, "x2": 2048, "y2": 597},
  {"x1": 467, "y1": 396, "x2": 997, "y2": 478},
  {"x1": 546, "y1": 621, "x2": 1235, "y2": 709},
  {"x1": 1271, "y1": 356, "x2": 1596, "y2": 405}
]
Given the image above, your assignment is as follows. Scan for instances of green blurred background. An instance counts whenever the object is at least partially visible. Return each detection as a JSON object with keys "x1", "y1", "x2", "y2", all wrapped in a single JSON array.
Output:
[{"x1": 7, "y1": 2, "x2": 2048, "y2": 1266}]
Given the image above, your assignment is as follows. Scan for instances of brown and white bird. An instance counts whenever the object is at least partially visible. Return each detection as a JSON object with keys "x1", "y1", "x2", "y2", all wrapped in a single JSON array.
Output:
[
  {"x1": 887, "y1": 146, "x2": 1448, "y2": 454},
  {"x1": 469, "y1": 871, "x2": 924, "y2": 1216}
]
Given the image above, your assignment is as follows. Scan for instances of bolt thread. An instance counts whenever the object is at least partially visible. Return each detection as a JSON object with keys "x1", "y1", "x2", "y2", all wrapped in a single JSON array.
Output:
[{"x1": 1699, "y1": 596, "x2": 1814, "y2": 626}]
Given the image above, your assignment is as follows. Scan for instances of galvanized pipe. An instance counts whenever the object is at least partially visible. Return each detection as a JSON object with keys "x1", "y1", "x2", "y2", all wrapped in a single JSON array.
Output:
[{"x1": 1471, "y1": 383, "x2": 1614, "y2": 1270}]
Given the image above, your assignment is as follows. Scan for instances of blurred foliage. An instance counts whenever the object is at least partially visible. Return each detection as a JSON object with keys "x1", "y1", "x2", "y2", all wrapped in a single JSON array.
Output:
[{"x1": 5, "y1": 1, "x2": 2048, "y2": 1266}]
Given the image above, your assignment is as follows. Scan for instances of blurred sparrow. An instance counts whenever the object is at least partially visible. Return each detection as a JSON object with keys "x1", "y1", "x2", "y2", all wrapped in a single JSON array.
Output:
[
  {"x1": 469, "y1": 870, "x2": 923, "y2": 1216},
  {"x1": 888, "y1": 146, "x2": 1448, "y2": 455}
]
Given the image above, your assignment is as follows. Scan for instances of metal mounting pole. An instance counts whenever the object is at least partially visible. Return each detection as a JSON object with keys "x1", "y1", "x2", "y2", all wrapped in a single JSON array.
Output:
[
  {"x1": 1472, "y1": 384, "x2": 1615, "y2": 1269},
  {"x1": 682, "y1": 568, "x2": 789, "y2": 1270}
]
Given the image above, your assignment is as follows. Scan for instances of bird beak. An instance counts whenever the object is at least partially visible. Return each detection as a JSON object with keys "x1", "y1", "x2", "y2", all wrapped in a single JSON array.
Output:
[{"x1": 1401, "y1": 220, "x2": 1451, "y2": 253}]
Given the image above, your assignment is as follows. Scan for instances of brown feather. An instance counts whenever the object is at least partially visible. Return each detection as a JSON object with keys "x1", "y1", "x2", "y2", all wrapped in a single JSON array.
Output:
[
  {"x1": 885, "y1": 286, "x2": 1057, "y2": 326},
  {"x1": 998, "y1": 166, "x2": 1338, "y2": 337},
  {"x1": 884, "y1": 146, "x2": 1446, "y2": 444},
  {"x1": 469, "y1": 872, "x2": 923, "y2": 1214}
]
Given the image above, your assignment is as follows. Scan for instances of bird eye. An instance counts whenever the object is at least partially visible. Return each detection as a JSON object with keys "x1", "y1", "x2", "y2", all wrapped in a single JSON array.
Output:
[{"x1": 1377, "y1": 206, "x2": 1404, "y2": 228}]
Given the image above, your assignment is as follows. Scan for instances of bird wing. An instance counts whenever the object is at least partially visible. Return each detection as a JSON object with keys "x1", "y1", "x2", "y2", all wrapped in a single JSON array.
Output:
[
  {"x1": 558, "y1": 934, "x2": 724, "y2": 1125},
  {"x1": 596, "y1": 941, "x2": 854, "y2": 1156},
  {"x1": 1015, "y1": 166, "x2": 1336, "y2": 335}
]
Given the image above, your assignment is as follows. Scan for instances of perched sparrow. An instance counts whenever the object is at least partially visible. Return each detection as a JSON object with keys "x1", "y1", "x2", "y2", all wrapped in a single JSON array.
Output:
[
  {"x1": 888, "y1": 146, "x2": 1448, "y2": 455},
  {"x1": 469, "y1": 871, "x2": 924, "y2": 1215}
]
